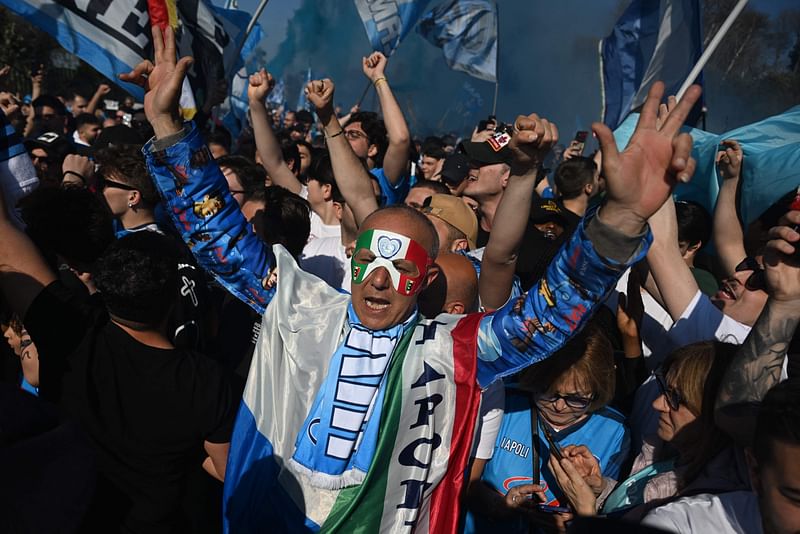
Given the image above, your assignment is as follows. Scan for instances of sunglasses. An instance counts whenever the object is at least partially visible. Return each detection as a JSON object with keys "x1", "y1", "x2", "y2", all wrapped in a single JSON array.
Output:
[
  {"x1": 536, "y1": 392, "x2": 595, "y2": 410},
  {"x1": 734, "y1": 257, "x2": 766, "y2": 292},
  {"x1": 655, "y1": 372, "x2": 684, "y2": 411},
  {"x1": 98, "y1": 173, "x2": 138, "y2": 191}
]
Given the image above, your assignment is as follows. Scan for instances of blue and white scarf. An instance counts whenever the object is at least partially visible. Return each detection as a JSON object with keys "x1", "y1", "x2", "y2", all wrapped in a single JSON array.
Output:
[{"x1": 289, "y1": 304, "x2": 418, "y2": 489}]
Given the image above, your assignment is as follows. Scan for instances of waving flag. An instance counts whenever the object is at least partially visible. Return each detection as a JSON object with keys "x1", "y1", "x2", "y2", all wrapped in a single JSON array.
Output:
[
  {"x1": 1, "y1": 0, "x2": 252, "y2": 103},
  {"x1": 354, "y1": 0, "x2": 433, "y2": 56},
  {"x1": 417, "y1": 0, "x2": 498, "y2": 83},
  {"x1": 613, "y1": 106, "x2": 800, "y2": 227},
  {"x1": 600, "y1": 0, "x2": 703, "y2": 129}
]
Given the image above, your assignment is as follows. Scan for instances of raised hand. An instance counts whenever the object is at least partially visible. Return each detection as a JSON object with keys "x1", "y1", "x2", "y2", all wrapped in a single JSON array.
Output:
[
  {"x1": 593, "y1": 81, "x2": 702, "y2": 235},
  {"x1": 362, "y1": 52, "x2": 387, "y2": 82},
  {"x1": 119, "y1": 26, "x2": 193, "y2": 138},
  {"x1": 716, "y1": 139, "x2": 743, "y2": 181},
  {"x1": 507, "y1": 113, "x2": 559, "y2": 174},
  {"x1": 305, "y1": 78, "x2": 335, "y2": 118},
  {"x1": 96, "y1": 83, "x2": 111, "y2": 96},
  {"x1": 764, "y1": 210, "x2": 800, "y2": 303},
  {"x1": 248, "y1": 68, "x2": 275, "y2": 104}
]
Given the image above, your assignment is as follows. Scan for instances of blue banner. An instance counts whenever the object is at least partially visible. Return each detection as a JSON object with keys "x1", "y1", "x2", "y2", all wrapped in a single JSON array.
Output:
[
  {"x1": 600, "y1": 0, "x2": 702, "y2": 129},
  {"x1": 354, "y1": 0, "x2": 433, "y2": 56},
  {"x1": 417, "y1": 0, "x2": 498, "y2": 83}
]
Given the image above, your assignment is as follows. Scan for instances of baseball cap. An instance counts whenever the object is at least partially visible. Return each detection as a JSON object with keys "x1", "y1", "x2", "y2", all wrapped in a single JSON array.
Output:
[
  {"x1": 460, "y1": 129, "x2": 513, "y2": 166},
  {"x1": 530, "y1": 198, "x2": 568, "y2": 224},
  {"x1": 422, "y1": 194, "x2": 478, "y2": 250},
  {"x1": 439, "y1": 153, "x2": 470, "y2": 186},
  {"x1": 24, "y1": 132, "x2": 73, "y2": 161}
]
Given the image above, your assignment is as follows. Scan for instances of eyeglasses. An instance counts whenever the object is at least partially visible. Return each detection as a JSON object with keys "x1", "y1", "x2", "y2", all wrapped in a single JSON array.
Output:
[
  {"x1": 655, "y1": 372, "x2": 684, "y2": 411},
  {"x1": 98, "y1": 174, "x2": 138, "y2": 191},
  {"x1": 734, "y1": 257, "x2": 766, "y2": 292},
  {"x1": 536, "y1": 392, "x2": 595, "y2": 410},
  {"x1": 343, "y1": 129, "x2": 368, "y2": 141}
]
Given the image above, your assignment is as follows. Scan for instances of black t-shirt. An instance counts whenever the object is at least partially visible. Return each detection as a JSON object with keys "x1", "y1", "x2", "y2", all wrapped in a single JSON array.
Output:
[{"x1": 24, "y1": 281, "x2": 236, "y2": 533}]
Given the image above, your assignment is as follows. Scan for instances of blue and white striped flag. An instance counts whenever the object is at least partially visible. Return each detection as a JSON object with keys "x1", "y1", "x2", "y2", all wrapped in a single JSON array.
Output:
[
  {"x1": 1, "y1": 0, "x2": 253, "y2": 102},
  {"x1": 417, "y1": 0, "x2": 498, "y2": 83},
  {"x1": 600, "y1": 0, "x2": 703, "y2": 129},
  {"x1": 354, "y1": 0, "x2": 432, "y2": 56}
]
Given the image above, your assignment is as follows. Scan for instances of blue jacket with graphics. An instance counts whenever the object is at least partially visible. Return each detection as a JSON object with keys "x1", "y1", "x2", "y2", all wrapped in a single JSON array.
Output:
[{"x1": 144, "y1": 122, "x2": 651, "y2": 387}]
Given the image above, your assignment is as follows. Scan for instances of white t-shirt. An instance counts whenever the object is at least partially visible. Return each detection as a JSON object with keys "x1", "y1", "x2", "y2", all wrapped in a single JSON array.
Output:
[
  {"x1": 472, "y1": 380, "x2": 505, "y2": 460},
  {"x1": 642, "y1": 491, "x2": 762, "y2": 534},
  {"x1": 299, "y1": 185, "x2": 341, "y2": 243},
  {"x1": 299, "y1": 236, "x2": 350, "y2": 292}
]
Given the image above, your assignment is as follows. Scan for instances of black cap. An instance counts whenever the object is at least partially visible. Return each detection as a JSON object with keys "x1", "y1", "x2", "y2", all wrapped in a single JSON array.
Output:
[
  {"x1": 460, "y1": 131, "x2": 513, "y2": 166},
  {"x1": 440, "y1": 153, "x2": 470, "y2": 186},
  {"x1": 530, "y1": 198, "x2": 568, "y2": 224},
  {"x1": 24, "y1": 132, "x2": 73, "y2": 161}
]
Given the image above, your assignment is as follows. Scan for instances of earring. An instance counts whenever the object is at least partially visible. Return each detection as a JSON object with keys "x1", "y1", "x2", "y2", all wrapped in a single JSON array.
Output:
[{"x1": 127, "y1": 202, "x2": 134, "y2": 208}]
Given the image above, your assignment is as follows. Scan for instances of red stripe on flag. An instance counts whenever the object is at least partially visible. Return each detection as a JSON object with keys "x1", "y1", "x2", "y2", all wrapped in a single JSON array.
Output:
[{"x1": 428, "y1": 313, "x2": 484, "y2": 533}]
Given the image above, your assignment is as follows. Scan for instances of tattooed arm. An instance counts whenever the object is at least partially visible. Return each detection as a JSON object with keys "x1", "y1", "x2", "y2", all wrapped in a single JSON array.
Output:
[{"x1": 715, "y1": 210, "x2": 800, "y2": 447}]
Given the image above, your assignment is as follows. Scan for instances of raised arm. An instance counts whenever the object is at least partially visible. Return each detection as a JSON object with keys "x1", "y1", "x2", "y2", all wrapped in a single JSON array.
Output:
[
  {"x1": 0, "y1": 110, "x2": 55, "y2": 318},
  {"x1": 645, "y1": 196, "x2": 701, "y2": 321},
  {"x1": 477, "y1": 82, "x2": 702, "y2": 386},
  {"x1": 306, "y1": 78, "x2": 379, "y2": 227},
  {"x1": 712, "y1": 139, "x2": 746, "y2": 275},
  {"x1": 248, "y1": 69, "x2": 303, "y2": 194},
  {"x1": 125, "y1": 26, "x2": 274, "y2": 314},
  {"x1": 715, "y1": 210, "x2": 800, "y2": 446},
  {"x1": 85, "y1": 83, "x2": 111, "y2": 115},
  {"x1": 362, "y1": 52, "x2": 410, "y2": 185},
  {"x1": 479, "y1": 114, "x2": 558, "y2": 309}
]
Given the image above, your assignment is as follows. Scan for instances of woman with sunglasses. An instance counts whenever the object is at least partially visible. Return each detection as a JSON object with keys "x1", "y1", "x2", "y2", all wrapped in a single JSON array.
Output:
[
  {"x1": 465, "y1": 324, "x2": 629, "y2": 533},
  {"x1": 548, "y1": 341, "x2": 749, "y2": 520}
]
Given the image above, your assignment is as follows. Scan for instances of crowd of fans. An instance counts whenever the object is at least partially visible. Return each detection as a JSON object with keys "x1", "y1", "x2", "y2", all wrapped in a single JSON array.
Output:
[{"x1": 0, "y1": 26, "x2": 799, "y2": 534}]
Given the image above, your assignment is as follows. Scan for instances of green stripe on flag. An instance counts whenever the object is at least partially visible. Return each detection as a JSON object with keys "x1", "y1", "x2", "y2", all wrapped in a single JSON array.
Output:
[{"x1": 320, "y1": 319, "x2": 418, "y2": 533}]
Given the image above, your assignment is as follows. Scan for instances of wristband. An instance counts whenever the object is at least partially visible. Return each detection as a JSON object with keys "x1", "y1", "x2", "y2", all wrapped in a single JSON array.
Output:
[
  {"x1": 373, "y1": 76, "x2": 387, "y2": 87},
  {"x1": 62, "y1": 170, "x2": 86, "y2": 184},
  {"x1": 326, "y1": 129, "x2": 345, "y2": 139}
]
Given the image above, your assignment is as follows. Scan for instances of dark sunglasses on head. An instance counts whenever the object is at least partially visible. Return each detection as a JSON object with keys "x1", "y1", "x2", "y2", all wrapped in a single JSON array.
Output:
[
  {"x1": 734, "y1": 257, "x2": 766, "y2": 292},
  {"x1": 655, "y1": 372, "x2": 684, "y2": 411}
]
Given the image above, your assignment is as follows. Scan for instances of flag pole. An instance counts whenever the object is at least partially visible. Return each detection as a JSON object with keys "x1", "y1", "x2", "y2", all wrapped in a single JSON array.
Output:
[
  {"x1": 677, "y1": 0, "x2": 749, "y2": 100},
  {"x1": 491, "y1": 0, "x2": 499, "y2": 116},
  {"x1": 237, "y1": 0, "x2": 270, "y2": 57}
]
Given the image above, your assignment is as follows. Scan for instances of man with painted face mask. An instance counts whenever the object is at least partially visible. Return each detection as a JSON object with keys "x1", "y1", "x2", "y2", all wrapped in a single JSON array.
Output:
[{"x1": 131, "y1": 27, "x2": 700, "y2": 533}]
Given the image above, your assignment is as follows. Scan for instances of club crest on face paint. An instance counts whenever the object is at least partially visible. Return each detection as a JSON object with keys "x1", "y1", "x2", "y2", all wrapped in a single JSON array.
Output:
[
  {"x1": 352, "y1": 229, "x2": 432, "y2": 296},
  {"x1": 377, "y1": 236, "x2": 402, "y2": 258}
]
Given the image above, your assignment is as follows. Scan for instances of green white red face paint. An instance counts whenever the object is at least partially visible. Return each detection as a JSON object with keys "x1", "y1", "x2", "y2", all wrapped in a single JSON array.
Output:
[{"x1": 351, "y1": 229, "x2": 432, "y2": 296}]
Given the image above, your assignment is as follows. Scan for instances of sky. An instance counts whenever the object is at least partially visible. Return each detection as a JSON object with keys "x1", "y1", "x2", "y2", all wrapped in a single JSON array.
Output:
[{"x1": 218, "y1": 0, "x2": 799, "y2": 138}]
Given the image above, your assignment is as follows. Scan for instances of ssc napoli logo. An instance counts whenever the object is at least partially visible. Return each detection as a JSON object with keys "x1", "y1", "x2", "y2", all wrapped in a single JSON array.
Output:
[{"x1": 377, "y1": 235, "x2": 402, "y2": 258}]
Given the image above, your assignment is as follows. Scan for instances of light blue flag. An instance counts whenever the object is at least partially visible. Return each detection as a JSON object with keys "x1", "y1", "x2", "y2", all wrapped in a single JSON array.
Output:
[
  {"x1": 600, "y1": 0, "x2": 702, "y2": 129},
  {"x1": 354, "y1": 0, "x2": 433, "y2": 56},
  {"x1": 296, "y1": 67, "x2": 312, "y2": 111},
  {"x1": 613, "y1": 106, "x2": 800, "y2": 227},
  {"x1": 417, "y1": 0, "x2": 498, "y2": 83},
  {"x1": 266, "y1": 78, "x2": 286, "y2": 109}
]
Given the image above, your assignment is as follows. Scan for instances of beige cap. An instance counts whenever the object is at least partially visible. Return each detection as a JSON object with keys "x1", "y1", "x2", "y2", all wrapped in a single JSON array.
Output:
[{"x1": 423, "y1": 194, "x2": 478, "y2": 251}]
